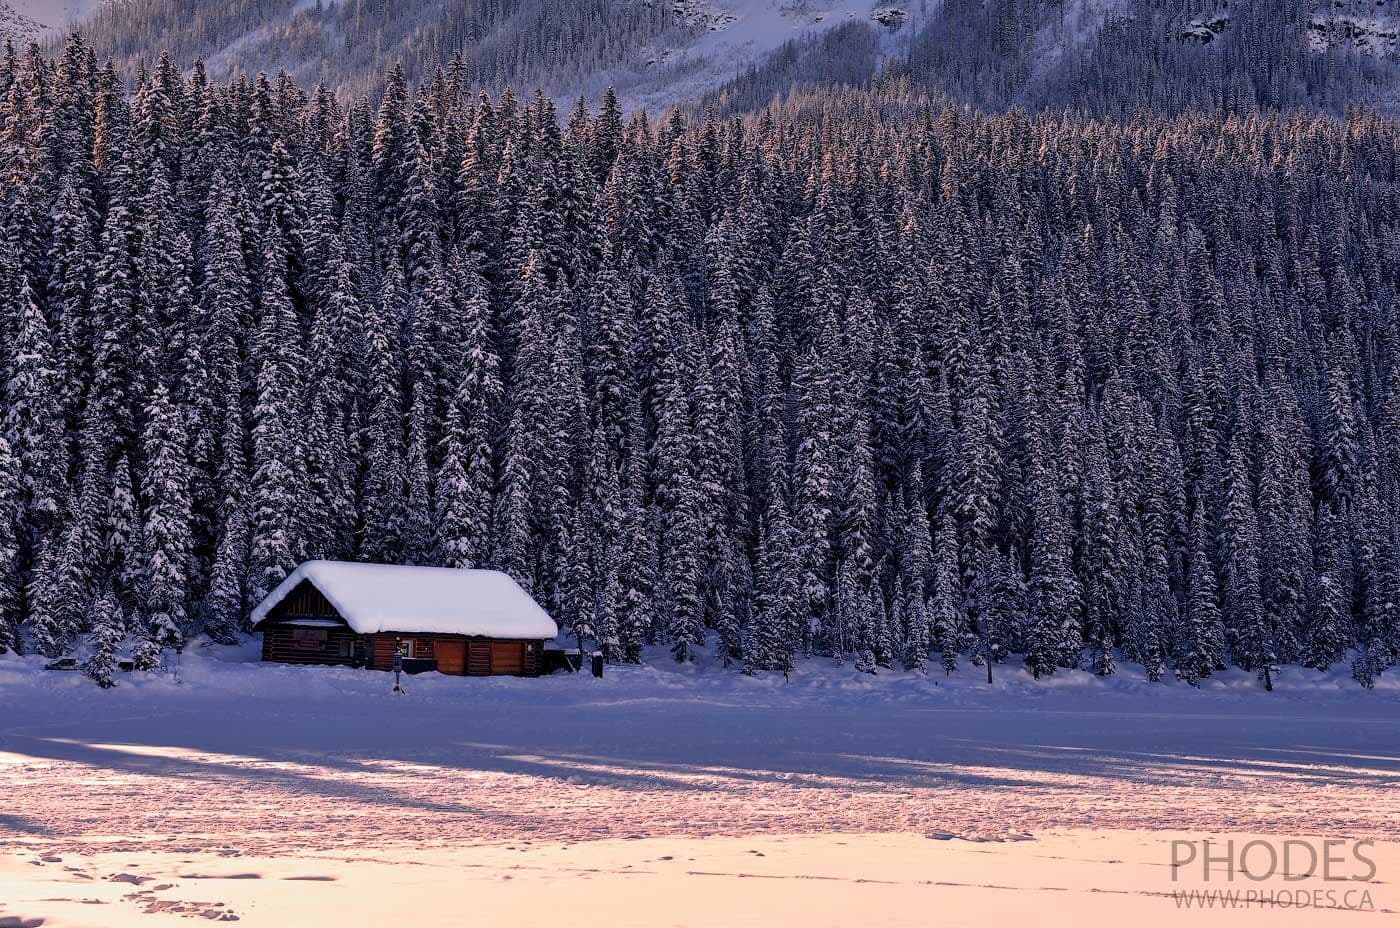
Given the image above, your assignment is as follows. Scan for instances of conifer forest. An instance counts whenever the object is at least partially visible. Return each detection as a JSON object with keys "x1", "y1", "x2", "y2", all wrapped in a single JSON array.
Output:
[{"x1": 4, "y1": 32, "x2": 1400, "y2": 691}]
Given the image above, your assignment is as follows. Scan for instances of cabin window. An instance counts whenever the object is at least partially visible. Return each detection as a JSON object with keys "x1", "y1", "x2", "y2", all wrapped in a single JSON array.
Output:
[
  {"x1": 399, "y1": 640, "x2": 416, "y2": 658},
  {"x1": 290, "y1": 628, "x2": 328, "y2": 651},
  {"x1": 337, "y1": 638, "x2": 354, "y2": 658}
]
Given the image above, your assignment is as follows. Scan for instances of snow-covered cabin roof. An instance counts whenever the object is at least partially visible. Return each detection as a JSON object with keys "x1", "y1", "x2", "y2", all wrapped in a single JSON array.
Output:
[{"x1": 250, "y1": 561, "x2": 558, "y2": 639}]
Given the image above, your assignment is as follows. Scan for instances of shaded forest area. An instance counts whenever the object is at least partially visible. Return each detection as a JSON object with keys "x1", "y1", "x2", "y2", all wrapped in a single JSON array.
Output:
[{"x1": 2, "y1": 36, "x2": 1399, "y2": 689}]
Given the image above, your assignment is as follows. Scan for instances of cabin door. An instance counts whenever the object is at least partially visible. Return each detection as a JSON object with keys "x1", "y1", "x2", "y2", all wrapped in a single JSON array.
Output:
[
  {"x1": 491, "y1": 641, "x2": 523, "y2": 676},
  {"x1": 435, "y1": 640, "x2": 466, "y2": 675}
]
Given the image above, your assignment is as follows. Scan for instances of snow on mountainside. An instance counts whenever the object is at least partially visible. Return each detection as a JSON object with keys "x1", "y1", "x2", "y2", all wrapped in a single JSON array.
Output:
[
  {"x1": 37, "y1": 0, "x2": 1398, "y2": 116},
  {"x1": 0, "y1": 1, "x2": 45, "y2": 43},
  {"x1": 1309, "y1": 1, "x2": 1400, "y2": 56},
  {"x1": 1176, "y1": 2, "x2": 1400, "y2": 60},
  {"x1": 4, "y1": 0, "x2": 106, "y2": 37},
  {"x1": 60, "y1": 0, "x2": 918, "y2": 110},
  {"x1": 630, "y1": 0, "x2": 923, "y2": 110},
  {"x1": 1180, "y1": 10, "x2": 1231, "y2": 43}
]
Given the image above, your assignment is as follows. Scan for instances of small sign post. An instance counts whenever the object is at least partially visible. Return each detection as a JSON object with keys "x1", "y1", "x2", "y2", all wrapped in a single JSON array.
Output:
[{"x1": 392, "y1": 638, "x2": 406, "y2": 695}]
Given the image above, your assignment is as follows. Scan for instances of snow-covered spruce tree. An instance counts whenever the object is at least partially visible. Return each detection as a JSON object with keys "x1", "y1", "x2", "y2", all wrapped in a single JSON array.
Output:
[
  {"x1": 401, "y1": 390, "x2": 435, "y2": 566},
  {"x1": 835, "y1": 560, "x2": 866, "y2": 672},
  {"x1": 655, "y1": 376, "x2": 704, "y2": 663},
  {"x1": 560, "y1": 506, "x2": 596, "y2": 658},
  {"x1": 951, "y1": 328, "x2": 1001, "y2": 592},
  {"x1": 4, "y1": 275, "x2": 65, "y2": 539},
  {"x1": 1079, "y1": 422, "x2": 1120, "y2": 677},
  {"x1": 584, "y1": 426, "x2": 625, "y2": 661},
  {"x1": 898, "y1": 478, "x2": 933, "y2": 673},
  {"x1": 360, "y1": 266, "x2": 409, "y2": 564},
  {"x1": 792, "y1": 344, "x2": 837, "y2": 652},
  {"x1": 27, "y1": 512, "x2": 89, "y2": 658},
  {"x1": 1303, "y1": 503, "x2": 1352, "y2": 671},
  {"x1": 138, "y1": 383, "x2": 193, "y2": 668},
  {"x1": 1257, "y1": 391, "x2": 1312, "y2": 672},
  {"x1": 1023, "y1": 429, "x2": 1081, "y2": 679},
  {"x1": 248, "y1": 231, "x2": 308, "y2": 605},
  {"x1": 301, "y1": 256, "x2": 361, "y2": 562},
  {"x1": 202, "y1": 494, "x2": 250, "y2": 644},
  {"x1": 1222, "y1": 435, "x2": 1276, "y2": 690},
  {"x1": 588, "y1": 252, "x2": 638, "y2": 454},
  {"x1": 747, "y1": 488, "x2": 799, "y2": 676},
  {"x1": 436, "y1": 287, "x2": 500, "y2": 569},
  {"x1": 106, "y1": 454, "x2": 146, "y2": 616},
  {"x1": 1318, "y1": 336, "x2": 1362, "y2": 516},
  {"x1": 539, "y1": 282, "x2": 589, "y2": 627},
  {"x1": 836, "y1": 410, "x2": 882, "y2": 668},
  {"x1": 491, "y1": 255, "x2": 555, "y2": 592},
  {"x1": 929, "y1": 514, "x2": 964, "y2": 676},
  {"x1": 693, "y1": 312, "x2": 746, "y2": 664},
  {"x1": 614, "y1": 429, "x2": 657, "y2": 663},
  {"x1": 1178, "y1": 506, "x2": 1225, "y2": 685},
  {"x1": 1353, "y1": 527, "x2": 1400, "y2": 688},
  {"x1": 974, "y1": 548, "x2": 1024, "y2": 684},
  {"x1": 0, "y1": 436, "x2": 21, "y2": 653},
  {"x1": 84, "y1": 590, "x2": 124, "y2": 688},
  {"x1": 1131, "y1": 455, "x2": 1176, "y2": 684}
]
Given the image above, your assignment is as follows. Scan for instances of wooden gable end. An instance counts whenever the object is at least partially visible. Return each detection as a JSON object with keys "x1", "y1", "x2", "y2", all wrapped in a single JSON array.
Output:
[
  {"x1": 268, "y1": 579, "x2": 343, "y2": 623},
  {"x1": 260, "y1": 581, "x2": 360, "y2": 666}
]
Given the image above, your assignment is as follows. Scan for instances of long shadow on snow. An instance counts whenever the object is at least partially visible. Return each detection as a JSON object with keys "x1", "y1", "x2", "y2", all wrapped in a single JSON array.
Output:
[{"x1": 8, "y1": 688, "x2": 1400, "y2": 805}]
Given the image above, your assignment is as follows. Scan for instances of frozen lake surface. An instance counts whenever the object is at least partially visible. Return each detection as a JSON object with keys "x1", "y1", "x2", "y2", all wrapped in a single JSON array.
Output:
[{"x1": 2, "y1": 643, "x2": 1397, "y2": 925}]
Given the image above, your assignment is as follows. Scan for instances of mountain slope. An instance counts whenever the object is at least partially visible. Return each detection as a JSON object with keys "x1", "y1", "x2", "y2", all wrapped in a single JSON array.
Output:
[
  {"x1": 892, "y1": 0, "x2": 1400, "y2": 114},
  {"x1": 2, "y1": 0, "x2": 104, "y2": 41},
  {"x1": 42, "y1": 0, "x2": 1400, "y2": 116},
  {"x1": 68, "y1": 0, "x2": 919, "y2": 106},
  {"x1": 695, "y1": 0, "x2": 1400, "y2": 117},
  {"x1": 0, "y1": 1, "x2": 45, "y2": 43}
]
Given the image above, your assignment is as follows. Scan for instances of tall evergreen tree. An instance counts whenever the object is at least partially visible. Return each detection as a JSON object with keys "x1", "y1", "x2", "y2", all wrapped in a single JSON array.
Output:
[{"x1": 139, "y1": 384, "x2": 194, "y2": 668}]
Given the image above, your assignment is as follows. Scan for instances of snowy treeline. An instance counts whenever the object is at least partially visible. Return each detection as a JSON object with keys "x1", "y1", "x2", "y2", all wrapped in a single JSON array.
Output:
[{"x1": 2, "y1": 36, "x2": 1400, "y2": 690}]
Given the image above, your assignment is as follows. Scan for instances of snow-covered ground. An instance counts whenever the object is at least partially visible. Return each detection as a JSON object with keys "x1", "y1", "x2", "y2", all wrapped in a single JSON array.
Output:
[
  {"x1": 5, "y1": 0, "x2": 103, "y2": 33},
  {"x1": 2, "y1": 642, "x2": 1398, "y2": 925}
]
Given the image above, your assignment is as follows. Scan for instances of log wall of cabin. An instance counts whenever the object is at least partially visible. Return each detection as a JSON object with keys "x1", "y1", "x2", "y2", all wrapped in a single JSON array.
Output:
[
  {"x1": 260, "y1": 625, "x2": 363, "y2": 666},
  {"x1": 365, "y1": 635, "x2": 543, "y2": 676}
]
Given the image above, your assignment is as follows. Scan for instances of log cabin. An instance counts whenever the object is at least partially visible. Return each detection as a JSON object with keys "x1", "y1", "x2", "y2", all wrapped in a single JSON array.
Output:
[{"x1": 249, "y1": 561, "x2": 558, "y2": 677}]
